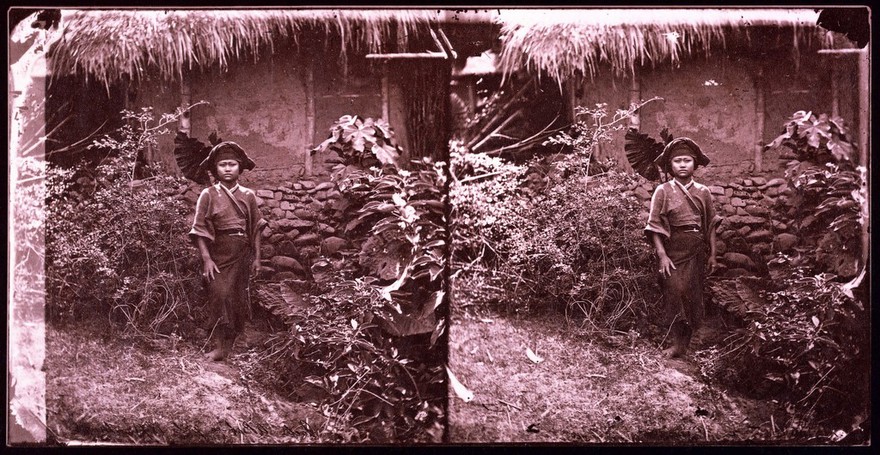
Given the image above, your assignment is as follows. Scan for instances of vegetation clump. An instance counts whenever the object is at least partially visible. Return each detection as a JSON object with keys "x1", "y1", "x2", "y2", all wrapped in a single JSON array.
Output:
[
  {"x1": 45, "y1": 107, "x2": 201, "y2": 334},
  {"x1": 699, "y1": 110, "x2": 869, "y2": 438},
  {"x1": 257, "y1": 114, "x2": 448, "y2": 442},
  {"x1": 451, "y1": 103, "x2": 660, "y2": 331}
]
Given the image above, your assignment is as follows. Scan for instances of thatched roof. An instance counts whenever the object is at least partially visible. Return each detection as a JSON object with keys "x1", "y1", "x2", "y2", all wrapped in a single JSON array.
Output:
[
  {"x1": 48, "y1": 9, "x2": 439, "y2": 86},
  {"x1": 495, "y1": 8, "x2": 843, "y2": 81}
]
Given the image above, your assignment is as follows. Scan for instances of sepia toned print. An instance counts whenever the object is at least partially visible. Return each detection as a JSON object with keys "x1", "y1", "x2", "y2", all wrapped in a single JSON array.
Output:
[{"x1": 8, "y1": 6, "x2": 870, "y2": 446}]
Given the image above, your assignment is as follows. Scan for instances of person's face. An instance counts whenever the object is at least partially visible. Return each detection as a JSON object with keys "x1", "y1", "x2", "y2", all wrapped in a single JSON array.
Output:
[
  {"x1": 216, "y1": 159, "x2": 241, "y2": 182},
  {"x1": 671, "y1": 155, "x2": 695, "y2": 179}
]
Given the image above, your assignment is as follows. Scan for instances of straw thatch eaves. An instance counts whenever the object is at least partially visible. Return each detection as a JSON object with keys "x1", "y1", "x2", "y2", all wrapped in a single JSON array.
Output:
[
  {"x1": 495, "y1": 8, "x2": 842, "y2": 81},
  {"x1": 48, "y1": 9, "x2": 440, "y2": 87}
]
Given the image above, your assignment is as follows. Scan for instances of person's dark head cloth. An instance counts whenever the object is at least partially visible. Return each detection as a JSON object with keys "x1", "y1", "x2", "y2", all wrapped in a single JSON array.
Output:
[
  {"x1": 199, "y1": 141, "x2": 256, "y2": 176},
  {"x1": 654, "y1": 137, "x2": 710, "y2": 173}
]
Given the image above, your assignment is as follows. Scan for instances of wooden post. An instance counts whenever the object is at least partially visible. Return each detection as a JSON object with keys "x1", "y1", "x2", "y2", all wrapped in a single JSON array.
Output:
[
  {"x1": 381, "y1": 62, "x2": 390, "y2": 121},
  {"x1": 564, "y1": 77, "x2": 576, "y2": 125},
  {"x1": 858, "y1": 48, "x2": 869, "y2": 169},
  {"x1": 629, "y1": 68, "x2": 641, "y2": 131},
  {"x1": 467, "y1": 79, "x2": 476, "y2": 117},
  {"x1": 830, "y1": 58, "x2": 840, "y2": 118},
  {"x1": 817, "y1": 47, "x2": 870, "y2": 270},
  {"x1": 123, "y1": 75, "x2": 131, "y2": 111},
  {"x1": 179, "y1": 72, "x2": 191, "y2": 135},
  {"x1": 858, "y1": 46, "x2": 869, "y2": 269},
  {"x1": 754, "y1": 67, "x2": 765, "y2": 173},
  {"x1": 305, "y1": 60, "x2": 315, "y2": 176}
]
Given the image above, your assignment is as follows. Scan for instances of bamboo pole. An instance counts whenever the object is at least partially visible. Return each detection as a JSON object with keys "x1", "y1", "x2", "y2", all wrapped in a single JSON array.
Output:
[
  {"x1": 471, "y1": 109, "x2": 524, "y2": 152},
  {"x1": 305, "y1": 59, "x2": 315, "y2": 176},
  {"x1": 366, "y1": 52, "x2": 448, "y2": 59},
  {"x1": 465, "y1": 79, "x2": 533, "y2": 150}
]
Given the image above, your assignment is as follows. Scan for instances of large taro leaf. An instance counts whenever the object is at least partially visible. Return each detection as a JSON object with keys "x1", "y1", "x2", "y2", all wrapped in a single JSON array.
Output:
[
  {"x1": 377, "y1": 310, "x2": 436, "y2": 337},
  {"x1": 709, "y1": 277, "x2": 772, "y2": 317},
  {"x1": 735, "y1": 277, "x2": 771, "y2": 313},
  {"x1": 279, "y1": 280, "x2": 312, "y2": 310},
  {"x1": 359, "y1": 236, "x2": 410, "y2": 281},
  {"x1": 254, "y1": 280, "x2": 313, "y2": 323},
  {"x1": 376, "y1": 290, "x2": 443, "y2": 337}
]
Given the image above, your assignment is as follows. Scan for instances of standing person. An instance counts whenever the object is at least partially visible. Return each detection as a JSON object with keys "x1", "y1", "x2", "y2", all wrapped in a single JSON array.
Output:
[
  {"x1": 644, "y1": 138, "x2": 720, "y2": 358},
  {"x1": 189, "y1": 141, "x2": 267, "y2": 361}
]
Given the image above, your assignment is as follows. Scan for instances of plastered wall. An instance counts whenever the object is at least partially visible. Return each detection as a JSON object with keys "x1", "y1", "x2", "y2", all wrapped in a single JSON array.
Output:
[
  {"x1": 576, "y1": 53, "x2": 858, "y2": 186},
  {"x1": 136, "y1": 51, "x2": 411, "y2": 188}
]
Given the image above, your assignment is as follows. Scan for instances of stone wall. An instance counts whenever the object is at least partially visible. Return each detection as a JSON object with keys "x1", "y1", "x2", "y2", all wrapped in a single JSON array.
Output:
[
  {"x1": 628, "y1": 174, "x2": 799, "y2": 278},
  {"x1": 180, "y1": 147, "x2": 804, "y2": 284},
  {"x1": 181, "y1": 157, "x2": 351, "y2": 282}
]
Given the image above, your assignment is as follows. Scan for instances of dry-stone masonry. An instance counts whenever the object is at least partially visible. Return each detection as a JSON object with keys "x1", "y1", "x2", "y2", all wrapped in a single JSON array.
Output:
[
  {"x1": 182, "y1": 173, "x2": 349, "y2": 282},
  {"x1": 626, "y1": 175, "x2": 797, "y2": 278}
]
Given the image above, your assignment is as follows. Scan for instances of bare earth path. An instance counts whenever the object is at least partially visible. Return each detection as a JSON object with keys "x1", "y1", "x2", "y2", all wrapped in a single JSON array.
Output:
[
  {"x1": 448, "y1": 311, "x2": 780, "y2": 444},
  {"x1": 45, "y1": 320, "x2": 326, "y2": 445}
]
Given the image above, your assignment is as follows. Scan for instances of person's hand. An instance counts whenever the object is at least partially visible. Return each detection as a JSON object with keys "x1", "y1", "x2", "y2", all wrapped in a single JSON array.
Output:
[
  {"x1": 251, "y1": 259, "x2": 261, "y2": 275},
  {"x1": 707, "y1": 256, "x2": 719, "y2": 275},
  {"x1": 658, "y1": 255, "x2": 676, "y2": 278},
  {"x1": 202, "y1": 259, "x2": 220, "y2": 282}
]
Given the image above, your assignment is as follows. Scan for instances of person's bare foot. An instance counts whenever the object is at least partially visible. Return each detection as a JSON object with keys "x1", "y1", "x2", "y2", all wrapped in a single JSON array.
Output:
[
  {"x1": 206, "y1": 338, "x2": 230, "y2": 361},
  {"x1": 206, "y1": 348, "x2": 225, "y2": 361},
  {"x1": 664, "y1": 344, "x2": 685, "y2": 358}
]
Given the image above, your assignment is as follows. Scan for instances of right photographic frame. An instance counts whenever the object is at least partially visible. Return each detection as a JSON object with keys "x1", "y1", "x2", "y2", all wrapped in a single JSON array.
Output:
[{"x1": 446, "y1": 6, "x2": 871, "y2": 445}]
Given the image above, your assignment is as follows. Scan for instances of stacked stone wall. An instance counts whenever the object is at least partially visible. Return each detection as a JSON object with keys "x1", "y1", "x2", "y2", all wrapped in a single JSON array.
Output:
[
  {"x1": 629, "y1": 175, "x2": 800, "y2": 278},
  {"x1": 181, "y1": 157, "x2": 351, "y2": 282}
]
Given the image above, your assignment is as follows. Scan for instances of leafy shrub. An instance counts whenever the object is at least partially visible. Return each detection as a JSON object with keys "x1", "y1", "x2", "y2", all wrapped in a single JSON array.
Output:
[
  {"x1": 450, "y1": 103, "x2": 660, "y2": 329},
  {"x1": 698, "y1": 268, "x2": 868, "y2": 432},
  {"x1": 45, "y1": 107, "x2": 201, "y2": 333},
  {"x1": 257, "y1": 274, "x2": 444, "y2": 443},
  {"x1": 765, "y1": 110, "x2": 855, "y2": 164},
  {"x1": 780, "y1": 161, "x2": 865, "y2": 279},
  {"x1": 768, "y1": 110, "x2": 866, "y2": 279},
  {"x1": 697, "y1": 110, "x2": 870, "y2": 437},
  {"x1": 260, "y1": 114, "x2": 447, "y2": 442},
  {"x1": 499, "y1": 162, "x2": 657, "y2": 328},
  {"x1": 451, "y1": 153, "x2": 658, "y2": 328},
  {"x1": 312, "y1": 115, "x2": 401, "y2": 168},
  {"x1": 448, "y1": 142, "x2": 528, "y2": 262}
]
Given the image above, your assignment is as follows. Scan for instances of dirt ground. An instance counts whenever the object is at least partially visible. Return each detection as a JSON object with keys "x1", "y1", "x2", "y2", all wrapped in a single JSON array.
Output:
[
  {"x1": 45, "y1": 319, "x2": 330, "y2": 445},
  {"x1": 447, "y1": 310, "x2": 785, "y2": 444}
]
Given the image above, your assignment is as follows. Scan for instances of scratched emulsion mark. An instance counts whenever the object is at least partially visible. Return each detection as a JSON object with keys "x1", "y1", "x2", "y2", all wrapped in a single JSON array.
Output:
[{"x1": 8, "y1": 9, "x2": 65, "y2": 444}]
